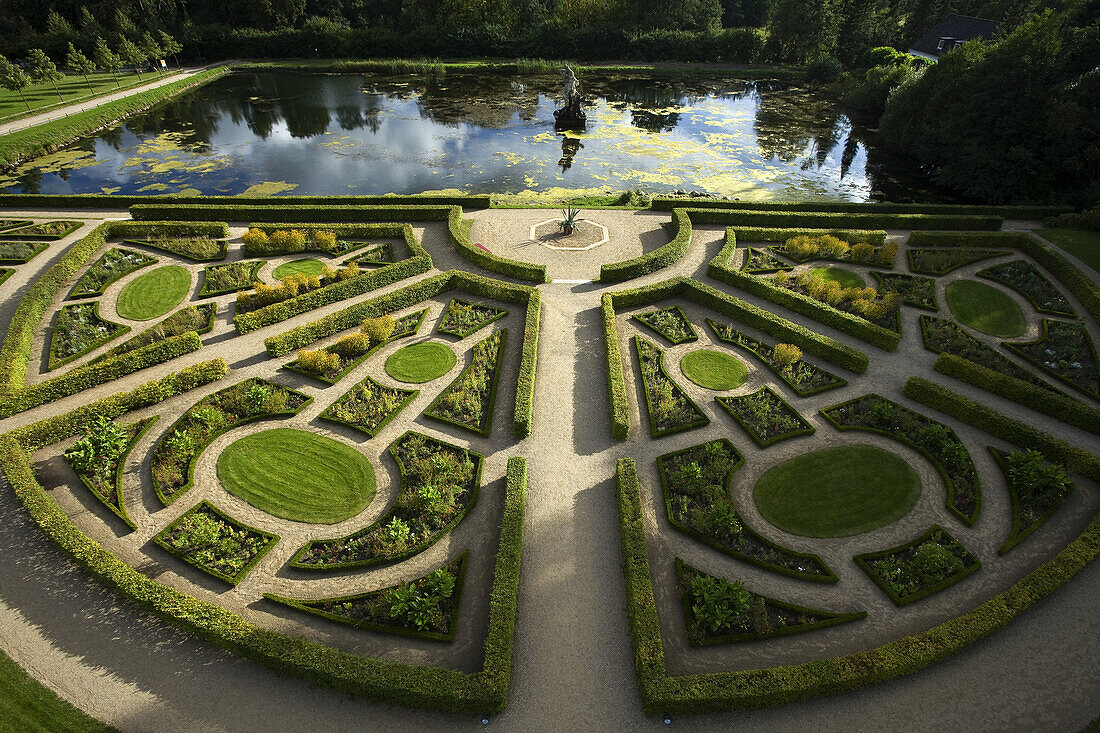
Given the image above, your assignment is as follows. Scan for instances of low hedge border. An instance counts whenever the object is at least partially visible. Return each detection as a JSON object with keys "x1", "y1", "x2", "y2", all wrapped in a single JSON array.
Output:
[
  {"x1": 124, "y1": 236, "x2": 230, "y2": 263},
  {"x1": 0, "y1": 219, "x2": 33, "y2": 232},
  {"x1": 152, "y1": 499, "x2": 280, "y2": 586},
  {"x1": 906, "y1": 230, "x2": 1100, "y2": 323},
  {"x1": 289, "y1": 431, "x2": 484, "y2": 572},
  {"x1": 1003, "y1": 319, "x2": 1100, "y2": 401},
  {"x1": 47, "y1": 302, "x2": 131, "y2": 370},
  {"x1": 632, "y1": 305, "x2": 698, "y2": 345},
  {"x1": 447, "y1": 207, "x2": 547, "y2": 283},
  {"x1": 682, "y1": 207, "x2": 1003, "y2": 232},
  {"x1": 0, "y1": 194, "x2": 491, "y2": 209},
  {"x1": 130, "y1": 203, "x2": 456, "y2": 223},
  {"x1": 615, "y1": 455, "x2": 1100, "y2": 715},
  {"x1": 989, "y1": 448, "x2": 1072, "y2": 556},
  {"x1": 633, "y1": 335, "x2": 710, "y2": 439},
  {"x1": 0, "y1": 241, "x2": 49, "y2": 264},
  {"x1": 0, "y1": 331, "x2": 204, "y2": 419},
  {"x1": 603, "y1": 294, "x2": 631, "y2": 440},
  {"x1": 727, "y1": 226, "x2": 887, "y2": 246},
  {"x1": 283, "y1": 309, "x2": 427, "y2": 386},
  {"x1": 902, "y1": 377, "x2": 1100, "y2": 482},
  {"x1": 599, "y1": 209, "x2": 691, "y2": 283},
  {"x1": 820, "y1": 394, "x2": 980, "y2": 527},
  {"x1": 319, "y1": 378, "x2": 419, "y2": 439},
  {"x1": 649, "y1": 198, "x2": 1066, "y2": 219},
  {"x1": 853, "y1": 524, "x2": 982, "y2": 606},
  {"x1": 705, "y1": 319, "x2": 847, "y2": 397},
  {"x1": 716, "y1": 386, "x2": 815, "y2": 448},
  {"x1": 976, "y1": 261, "x2": 1076, "y2": 317},
  {"x1": 933, "y1": 352, "x2": 1100, "y2": 436},
  {"x1": 68, "y1": 415, "x2": 158, "y2": 530},
  {"x1": 263, "y1": 271, "x2": 541, "y2": 440},
  {"x1": 264, "y1": 552, "x2": 470, "y2": 643},
  {"x1": 425, "y1": 330, "x2": 508, "y2": 438},
  {"x1": 1, "y1": 371, "x2": 525, "y2": 716},
  {"x1": 708, "y1": 230, "x2": 900, "y2": 351},
  {"x1": 2, "y1": 220, "x2": 84, "y2": 241},
  {"x1": 244, "y1": 221, "x2": 409, "y2": 258},
  {"x1": 68, "y1": 247, "x2": 158, "y2": 299}
]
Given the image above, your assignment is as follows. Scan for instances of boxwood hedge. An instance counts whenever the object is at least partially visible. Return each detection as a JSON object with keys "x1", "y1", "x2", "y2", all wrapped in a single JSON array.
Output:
[
  {"x1": 599, "y1": 209, "x2": 691, "y2": 283},
  {"x1": 0, "y1": 194, "x2": 490, "y2": 209},
  {"x1": 649, "y1": 198, "x2": 1066, "y2": 219},
  {"x1": 447, "y1": 207, "x2": 547, "y2": 283},
  {"x1": 682, "y1": 207, "x2": 1003, "y2": 231}
]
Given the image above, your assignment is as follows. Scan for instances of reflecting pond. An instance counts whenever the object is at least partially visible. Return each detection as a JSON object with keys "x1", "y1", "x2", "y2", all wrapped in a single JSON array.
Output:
[{"x1": 0, "y1": 71, "x2": 952, "y2": 201}]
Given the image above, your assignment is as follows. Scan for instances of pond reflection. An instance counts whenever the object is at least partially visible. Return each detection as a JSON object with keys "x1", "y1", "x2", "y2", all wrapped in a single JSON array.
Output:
[{"x1": 0, "y1": 71, "x2": 949, "y2": 201}]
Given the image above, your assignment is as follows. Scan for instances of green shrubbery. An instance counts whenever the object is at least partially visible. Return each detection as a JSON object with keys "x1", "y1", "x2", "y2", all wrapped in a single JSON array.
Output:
[{"x1": 600, "y1": 209, "x2": 691, "y2": 282}]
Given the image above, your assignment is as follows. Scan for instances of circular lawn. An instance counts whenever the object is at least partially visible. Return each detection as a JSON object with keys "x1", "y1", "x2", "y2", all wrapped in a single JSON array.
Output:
[
  {"x1": 272, "y1": 258, "x2": 326, "y2": 281},
  {"x1": 809, "y1": 266, "x2": 864, "y2": 289},
  {"x1": 385, "y1": 341, "x2": 457, "y2": 383},
  {"x1": 116, "y1": 265, "x2": 191, "y2": 321},
  {"x1": 753, "y1": 444, "x2": 921, "y2": 538},
  {"x1": 680, "y1": 349, "x2": 748, "y2": 391},
  {"x1": 217, "y1": 428, "x2": 375, "y2": 524},
  {"x1": 946, "y1": 279, "x2": 1026, "y2": 338}
]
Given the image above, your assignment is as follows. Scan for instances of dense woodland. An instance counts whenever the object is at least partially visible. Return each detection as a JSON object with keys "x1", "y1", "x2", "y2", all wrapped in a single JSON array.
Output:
[{"x1": 0, "y1": 0, "x2": 1096, "y2": 206}]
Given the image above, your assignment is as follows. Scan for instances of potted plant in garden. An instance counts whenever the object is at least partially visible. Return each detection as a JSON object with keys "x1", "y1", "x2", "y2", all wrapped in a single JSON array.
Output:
[{"x1": 559, "y1": 207, "x2": 581, "y2": 235}]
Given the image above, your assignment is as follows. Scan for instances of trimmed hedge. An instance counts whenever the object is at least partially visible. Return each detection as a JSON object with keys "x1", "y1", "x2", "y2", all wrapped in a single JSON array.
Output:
[
  {"x1": 649, "y1": 198, "x2": 1067, "y2": 219},
  {"x1": 683, "y1": 207, "x2": 1003, "y2": 231},
  {"x1": 724, "y1": 226, "x2": 887, "y2": 245},
  {"x1": 933, "y1": 353, "x2": 1100, "y2": 436},
  {"x1": 447, "y1": 207, "x2": 547, "y2": 283},
  {"x1": 615, "y1": 453, "x2": 1100, "y2": 715},
  {"x1": 603, "y1": 294, "x2": 631, "y2": 440},
  {"x1": 0, "y1": 193, "x2": 491, "y2": 210},
  {"x1": 707, "y1": 232, "x2": 900, "y2": 351},
  {"x1": 130, "y1": 203, "x2": 455, "y2": 223},
  {"x1": 907, "y1": 230, "x2": 1100, "y2": 323},
  {"x1": 599, "y1": 209, "x2": 691, "y2": 283},
  {"x1": 903, "y1": 377, "x2": 1100, "y2": 481}
]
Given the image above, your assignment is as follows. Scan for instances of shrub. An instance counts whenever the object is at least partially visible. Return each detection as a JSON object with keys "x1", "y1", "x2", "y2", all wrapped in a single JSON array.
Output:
[
  {"x1": 771, "y1": 343, "x2": 803, "y2": 370},
  {"x1": 805, "y1": 54, "x2": 842, "y2": 82},
  {"x1": 333, "y1": 333, "x2": 371, "y2": 357},
  {"x1": 296, "y1": 349, "x2": 342, "y2": 374},
  {"x1": 362, "y1": 314, "x2": 396, "y2": 346},
  {"x1": 313, "y1": 229, "x2": 337, "y2": 250},
  {"x1": 241, "y1": 228, "x2": 269, "y2": 250},
  {"x1": 849, "y1": 242, "x2": 875, "y2": 262}
]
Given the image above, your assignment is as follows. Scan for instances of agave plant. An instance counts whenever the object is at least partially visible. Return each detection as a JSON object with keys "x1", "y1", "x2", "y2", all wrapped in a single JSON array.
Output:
[{"x1": 558, "y1": 207, "x2": 582, "y2": 234}]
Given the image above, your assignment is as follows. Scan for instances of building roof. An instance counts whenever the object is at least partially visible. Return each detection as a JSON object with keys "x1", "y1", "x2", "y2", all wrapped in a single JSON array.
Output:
[{"x1": 908, "y1": 14, "x2": 1001, "y2": 60}]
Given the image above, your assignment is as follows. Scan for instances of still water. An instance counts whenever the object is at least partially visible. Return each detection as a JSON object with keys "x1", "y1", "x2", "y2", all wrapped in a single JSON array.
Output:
[{"x1": 0, "y1": 71, "x2": 949, "y2": 201}]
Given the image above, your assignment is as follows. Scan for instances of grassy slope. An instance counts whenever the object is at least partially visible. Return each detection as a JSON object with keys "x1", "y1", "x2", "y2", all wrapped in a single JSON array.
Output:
[
  {"x1": 385, "y1": 342, "x2": 457, "y2": 383},
  {"x1": 946, "y1": 280, "x2": 1027, "y2": 338},
  {"x1": 115, "y1": 265, "x2": 191, "y2": 321}
]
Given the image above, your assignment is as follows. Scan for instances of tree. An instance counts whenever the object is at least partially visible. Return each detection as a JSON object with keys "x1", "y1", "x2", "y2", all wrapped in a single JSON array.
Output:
[
  {"x1": 27, "y1": 48, "x2": 65, "y2": 103},
  {"x1": 766, "y1": 0, "x2": 839, "y2": 62},
  {"x1": 64, "y1": 42, "x2": 96, "y2": 94},
  {"x1": 0, "y1": 54, "x2": 32, "y2": 110},
  {"x1": 116, "y1": 38, "x2": 146, "y2": 79},
  {"x1": 158, "y1": 31, "x2": 183, "y2": 68},
  {"x1": 93, "y1": 38, "x2": 123, "y2": 88},
  {"x1": 140, "y1": 32, "x2": 164, "y2": 73},
  {"x1": 44, "y1": 10, "x2": 78, "y2": 58}
]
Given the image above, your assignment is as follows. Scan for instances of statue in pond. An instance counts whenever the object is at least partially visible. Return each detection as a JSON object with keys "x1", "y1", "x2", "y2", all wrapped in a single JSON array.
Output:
[{"x1": 554, "y1": 65, "x2": 586, "y2": 129}]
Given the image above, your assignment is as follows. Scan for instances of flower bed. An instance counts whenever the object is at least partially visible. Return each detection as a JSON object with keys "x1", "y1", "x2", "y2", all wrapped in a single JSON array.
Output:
[
  {"x1": 854, "y1": 525, "x2": 980, "y2": 605},
  {"x1": 918, "y1": 315, "x2": 1055, "y2": 391},
  {"x1": 95, "y1": 304, "x2": 216, "y2": 362},
  {"x1": 978, "y1": 260, "x2": 1075, "y2": 317},
  {"x1": 124, "y1": 236, "x2": 227, "y2": 261},
  {"x1": 152, "y1": 500, "x2": 278, "y2": 585},
  {"x1": 321, "y1": 376, "x2": 418, "y2": 438},
  {"x1": 237, "y1": 261, "x2": 367, "y2": 313},
  {"x1": 633, "y1": 305, "x2": 698, "y2": 345},
  {"x1": 821, "y1": 394, "x2": 980, "y2": 525},
  {"x1": 344, "y1": 242, "x2": 394, "y2": 266},
  {"x1": 425, "y1": 329, "x2": 507, "y2": 436},
  {"x1": 657, "y1": 440, "x2": 835, "y2": 582},
  {"x1": 634, "y1": 336, "x2": 709, "y2": 438},
  {"x1": 768, "y1": 234, "x2": 897, "y2": 268},
  {"x1": 291, "y1": 432, "x2": 482, "y2": 571},
  {"x1": 285, "y1": 310, "x2": 426, "y2": 384},
  {"x1": 150, "y1": 378, "x2": 311, "y2": 505},
  {"x1": 676, "y1": 560, "x2": 863, "y2": 645},
  {"x1": 0, "y1": 268, "x2": 12, "y2": 286},
  {"x1": 1005, "y1": 319, "x2": 1099, "y2": 399},
  {"x1": 69, "y1": 247, "x2": 157, "y2": 298},
  {"x1": 716, "y1": 387, "x2": 814, "y2": 447},
  {"x1": 198, "y1": 261, "x2": 264, "y2": 297},
  {"x1": 740, "y1": 247, "x2": 792, "y2": 274},
  {"x1": 48, "y1": 302, "x2": 130, "y2": 369},
  {"x1": 63, "y1": 415, "x2": 157, "y2": 528},
  {"x1": 769, "y1": 270, "x2": 901, "y2": 332},
  {"x1": 907, "y1": 248, "x2": 1008, "y2": 275},
  {"x1": 0, "y1": 219, "x2": 32, "y2": 232},
  {"x1": 437, "y1": 298, "x2": 508, "y2": 338},
  {"x1": 267, "y1": 555, "x2": 467, "y2": 641},
  {"x1": 0, "y1": 241, "x2": 48, "y2": 264},
  {"x1": 3, "y1": 220, "x2": 82, "y2": 240},
  {"x1": 870, "y1": 272, "x2": 938, "y2": 310},
  {"x1": 991, "y1": 448, "x2": 1074, "y2": 554},
  {"x1": 707, "y1": 319, "x2": 846, "y2": 396}
]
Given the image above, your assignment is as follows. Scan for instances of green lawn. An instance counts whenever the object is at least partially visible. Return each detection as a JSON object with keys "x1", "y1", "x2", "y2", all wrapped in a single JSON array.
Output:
[
  {"x1": 946, "y1": 279, "x2": 1027, "y2": 338},
  {"x1": 680, "y1": 349, "x2": 748, "y2": 390},
  {"x1": 385, "y1": 342, "x2": 457, "y2": 383},
  {"x1": 0, "y1": 71, "x2": 153, "y2": 121},
  {"x1": 1039, "y1": 228, "x2": 1100, "y2": 275},
  {"x1": 217, "y1": 428, "x2": 376, "y2": 524},
  {"x1": 115, "y1": 265, "x2": 191, "y2": 321},
  {"x1": 809, "y1": 266, "x2": 864, "y2": 289},
  {"x1": 271, "y1": 258, "x2": 326, "y2": 281},
  {"x1": 754, "y1": 444, "x2": 922, "y2": 538},
  {"x1": 0, "y1": 646, "x2": 116, "y2": 732}
]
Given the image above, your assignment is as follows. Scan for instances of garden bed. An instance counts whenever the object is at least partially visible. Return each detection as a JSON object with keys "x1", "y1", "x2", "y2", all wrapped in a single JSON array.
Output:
[
  {"x1": 1005, "y1": 319, "x2": 1099, "y2": 399},
  {"x1": 199, "y1": 261, "x2": 264, "y2": 297},
  {"x1": 0, "y1": 241, "x2": 48, "y2": 264},
  {"x1": 63, "y1": 415, "x2": 157, "y2": 529},
  {"x1": 437, "y1": 298, "x2": 508, "y2": 338},
  {"x1": 707, "y1": 319, "x2": 846, "y2": 396},
  {"x1": 768, "y1": 234, "x2": 897, "y2": 268},
  {"x1": 657, "y1": 440, "x2": 835, "y2": 582},
  {"x1": 676, "y1": 560, "x2": 864, "y2": 645},
  {"x1": 870, "y1": 272, "x2": 938, "y2": 311},
  {"x1": 0, "y1": 268, "x2": 11, "y2": 286},
  {"x1": 739, "y1": 247, "x2": 792, "y2": 274},
  {"x1": 152, "y1": 500, "x2": 279, "y2": 585},
  {"x1": 69, "y1": 247, "x2": 158, "y2": 298},
  {"x1": 633, "y1": 305, "x2": 698, "y2": 345},
  {"x1": 907, "y1": 248, "x2": 1009, "y2": 276},
  {"x1": 634, "y1": 336, "x2": 709, "y2": 438},
  {"x1": 344, "y1": 242, "x2": 395, "y2": 266},
  {"x1": 991, "y1": 448, "x2": 1074, "y2": 554},
  {"x1": 919, "y1": 316, "x2": 1056, "y2": 392},
  {"x1": 425, "y1": 329, "x2": 507, "y2": 436},
  {"x1": 267, "y1": 555, "x2": 467, "y2": 642},
  {"x1": 2, "y1": 220, "x2": 82, "y2": 240},
  {"x1": 854, "y1": 525, "x2": 981, "y2": 605},
  {"x1": 95, "y1": 304, "x2": 216, "y2": 361},
  {"x1": 978, "y1": 260, "x2": 1075, "y2": 317},
  {"x1": 321, "y1": 376, "x2": 418, "y2": 438},
  {"x1": 821, "y1": 394, "x2": 980, "y2": 525},
  {"x1": 769, "y1": 270, "x2": 901, "y2": 333},
  {"x1": 0, "y1": 219, "x2": 32, "y2": 232},
  {"x1": 716, "y1": 387, "x2": 814, "y2": 447},
  {"x1": 285, "y1": 310, "x2": 426, "y2": 385},
  {"x1": 48, "y1": 302, "x2": 130, "y2": 369},
  {"x1": 124, "y1": 236, "x2": 228, "y2": 262},
  {"x1": 291, "y1": 432, "x2": 482, "y2": 571},
  {"x1": 150, "y1": 378, "x2": 311, "y2": 505},
  {"x1": 237, "y1": 261, "x2": 369, "y2": 313}
]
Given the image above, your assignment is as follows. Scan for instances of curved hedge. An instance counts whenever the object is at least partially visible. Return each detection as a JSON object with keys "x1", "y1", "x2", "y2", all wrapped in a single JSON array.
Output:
[
  {"x1": 600, "y1": 209, "x2": 692, "y2": 283},
  {"x1": 649, "y1": 198, "x2": 1068, "y2": 219},
  {"x1": 615, "y1": 455, "x2": 1100, "y2": 715},
  {"x1": 447, "y1": 207, "x2": 547, "y2": 283}
]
